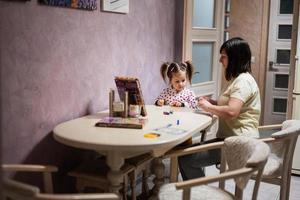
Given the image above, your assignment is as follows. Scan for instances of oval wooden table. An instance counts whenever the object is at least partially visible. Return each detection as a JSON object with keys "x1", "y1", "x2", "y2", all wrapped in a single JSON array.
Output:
[{"x1": 53, "y1": 105, "x2": 212, "y2": 198}]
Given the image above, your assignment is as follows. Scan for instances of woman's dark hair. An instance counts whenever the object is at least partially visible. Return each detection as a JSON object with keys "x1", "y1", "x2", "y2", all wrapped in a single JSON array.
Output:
[
  {"x1": 160, "y1": 61, "x2": 194, "y2": 84},
  {"x1": 220, "y1": 37, "x2": 252, "y2": 81}
]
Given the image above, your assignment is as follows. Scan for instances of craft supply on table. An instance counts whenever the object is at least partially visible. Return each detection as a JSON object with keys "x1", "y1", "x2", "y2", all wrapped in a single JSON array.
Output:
[
  {"x1": 129, "y1": 104, "x2": 141, "y2": 117},
  {"x1": 144, "y1": 133, "x2": 161, "y2": 139},
  {"x1": 95, "y1": 117, "x2": 147, "y2": 129},
  {"x1": 113, "y1": 101, "x2": 124, "y2": 117},
  {"x1": 109, "y1": 89, "x2": 115, "y2": 117},
  {"x1": 123, "y1": 91, "x2": 129, "y2": 118},
  {"x1": 152, "y1": 123, "x2": 187, "y2": 135}
]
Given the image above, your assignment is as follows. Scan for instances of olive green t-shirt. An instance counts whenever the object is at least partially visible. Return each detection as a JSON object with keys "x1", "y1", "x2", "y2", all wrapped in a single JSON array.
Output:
[{"x1": 217, "y1": 72, "x2": 261, "y2": 138}]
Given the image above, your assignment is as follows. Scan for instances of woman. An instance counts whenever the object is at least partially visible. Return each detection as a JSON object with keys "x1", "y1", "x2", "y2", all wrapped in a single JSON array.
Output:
[{"x1": 178, "y1": 37, "x2": 261, "y2": 180}]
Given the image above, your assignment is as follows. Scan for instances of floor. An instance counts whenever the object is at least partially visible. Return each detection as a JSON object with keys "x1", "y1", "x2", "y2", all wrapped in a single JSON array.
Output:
[{"x1": 204, "y1": 166, "x2": 300, "y2": 200}]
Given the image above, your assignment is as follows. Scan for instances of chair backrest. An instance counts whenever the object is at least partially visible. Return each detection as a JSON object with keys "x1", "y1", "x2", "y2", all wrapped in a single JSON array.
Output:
[
  {"x1": 3, "y1": 178, "x2": 119, "y2": 200},
  {"x1": 268, "y1": 120, "x2": 300, "y2": 176},
  {"x1": 224, "y1": 136, "x2": 270, "y2": 199}
]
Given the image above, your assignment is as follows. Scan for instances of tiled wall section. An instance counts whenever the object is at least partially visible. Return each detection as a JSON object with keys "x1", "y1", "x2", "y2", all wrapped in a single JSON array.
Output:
[{"x1": 0, "y1": 0, "x2": 181, "y2": 190}]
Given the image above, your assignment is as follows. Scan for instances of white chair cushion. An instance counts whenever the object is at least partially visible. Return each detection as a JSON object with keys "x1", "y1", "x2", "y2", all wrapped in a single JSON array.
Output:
[
  {"x1": 262, "y1": 153, "x2": 282, "y2": 178},
  {"x1": 159, "y1": 183, "x2": 234, "y2": 200}
]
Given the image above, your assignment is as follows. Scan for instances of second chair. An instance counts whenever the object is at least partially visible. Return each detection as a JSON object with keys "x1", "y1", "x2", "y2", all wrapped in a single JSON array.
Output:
[{"x1": 159, "y1": 136, "x2": 270, "y2": 200}]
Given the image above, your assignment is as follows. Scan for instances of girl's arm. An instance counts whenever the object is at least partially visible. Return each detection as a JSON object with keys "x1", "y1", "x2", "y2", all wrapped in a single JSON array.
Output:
[
  {"x1": 155, "y1": 88, "x2": 168, "y2": 106},
  {"x1": 155, "y1": 99, "x2": 165, "y2": 106},
  {"x1": 186, "y1": 90, "x2": 197, "y2": 109},
  {"x1": 198, "y1": 97, "x2": 243, "y2": 119}
]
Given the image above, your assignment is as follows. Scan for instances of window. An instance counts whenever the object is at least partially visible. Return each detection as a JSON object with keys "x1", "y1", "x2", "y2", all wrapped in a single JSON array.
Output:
[
  {"x1": 276, "y1": 49, "x2": 291, "y2": 64},
  {"x1": 278, "y1": 24, "x2": 292, "y2": 39},
  {"x1": 279, "y1": 0, "x2": 294, "y2": 14},
  {"x1": 193, "y1": 0, "x2": 215, "y2": 28},
  {"x1": 192, "y1": 42, "x2": 213, "y2": 83},
  {"x1": 273, "y1": 97, "x2": 287, "y2": 113},
  {"x1": 274, "y1": 74, "x2": 289, "y2": 89}
]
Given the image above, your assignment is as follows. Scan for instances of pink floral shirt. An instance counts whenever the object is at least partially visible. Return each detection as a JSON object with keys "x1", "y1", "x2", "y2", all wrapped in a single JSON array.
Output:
[{"x1": 155, "y1": 87, "x2": 197, "y2": 108}]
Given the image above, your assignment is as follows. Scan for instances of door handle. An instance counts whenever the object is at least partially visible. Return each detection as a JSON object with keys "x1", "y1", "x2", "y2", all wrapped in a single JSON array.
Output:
[{"x1": 268, "y1": 61, "x2": 279, "y2": 72}]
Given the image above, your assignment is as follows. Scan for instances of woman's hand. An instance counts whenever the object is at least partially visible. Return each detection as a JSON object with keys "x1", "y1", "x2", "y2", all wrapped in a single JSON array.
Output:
[
  {"x1": 198, "y1": 97, "x2": 212, "y2": 112},
  {"x1": 198, "y1": 97, "x2": 243, "y2": 119},
  {"x1": 199, "y1": 96, "x2": 217, "y2": 105},
  {"x1": 156, "y1": 99, "x2": 165, "y2": 106}
]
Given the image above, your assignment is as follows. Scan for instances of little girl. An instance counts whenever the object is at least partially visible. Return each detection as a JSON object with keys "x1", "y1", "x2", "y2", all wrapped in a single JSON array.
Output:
[{"x1": 155, "y1": 61, "x2": 197, "y2": 108}]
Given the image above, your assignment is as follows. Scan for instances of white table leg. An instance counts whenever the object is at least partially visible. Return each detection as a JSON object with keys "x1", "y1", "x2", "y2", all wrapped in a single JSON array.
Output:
[
  {"x1": 106, "y1": 151, "x2": 125, "y2": 199},
  {"x1": 149, "y1": 157, "x2": 165, "y2": 200}
]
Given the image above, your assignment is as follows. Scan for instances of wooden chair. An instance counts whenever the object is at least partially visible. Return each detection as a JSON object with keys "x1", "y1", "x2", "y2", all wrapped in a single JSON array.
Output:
[
  {"x1": 159, "y1": 136, "x2": 270, "y2": 200},
  {"x1": 257, "y1": 119, "x2": 300, "y2": 200},
  {"x1": 168, "y1": 115, "x2": 218, "y2": 183},
  {"x1": 125, "y1": 153, "x2": 153, "y2": 199},
  {"x1": 67, "y1": 157, "x2": 134, "y2": 200},
  {"x1": 68, "y1": 154, "x2": 153, "y2": 200},
  {"x1": 2, "y1": 164, "x2": 119, "y2": 200}
]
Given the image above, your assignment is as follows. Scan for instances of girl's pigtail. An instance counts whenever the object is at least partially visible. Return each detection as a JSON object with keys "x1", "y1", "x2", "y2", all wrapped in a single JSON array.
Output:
[
  {"x1": 185, "y1": 60, "x2": 194, "y2": 83},
  {"x1": 160, "y1": 62, "x2": 169, "y2": 83}
]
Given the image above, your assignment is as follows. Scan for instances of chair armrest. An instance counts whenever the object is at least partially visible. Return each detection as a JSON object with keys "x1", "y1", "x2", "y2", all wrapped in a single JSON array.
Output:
[
  {"x1": 2, "y1": 164, "x2": 58, "y2": 193},
  {"x1": 36, "y1": 193, "x2": 119, "y2": 200},
  {"x1": 163, "y1": 141, "x2": 224, "y2": 159},
  {"x1": 2, "y1": 164, "x2": 58, "y2": 173},
  {"x1": 260, "y1": 137, "x2": 276, "y2": 143},
  {"x1": 258, "y1": 124, "x2": 282, "y2": 131},
  {"x1": 175, "y1": 167, "x2": 255, "y2": 190}
]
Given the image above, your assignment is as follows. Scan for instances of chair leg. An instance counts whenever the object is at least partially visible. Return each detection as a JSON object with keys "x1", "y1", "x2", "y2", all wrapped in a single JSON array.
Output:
[
  {"x1": 280, "y1": 171, "x2": 291, "y2": 200},
  {"x1": 235, "y1": 185, "x2": 243, "y2": 200},
  {"x1": 142, "y1": 167, "x2": 150, "y2": 196},
  {"x1": 280, "y1": 182, "x2": 286, "y2": 200},
  {"x1": 286, "y1": 175, "x2": 291, "y2": 200},
  {"x1": 123, "y1": 176, "x2": 128, "y2": 200},
  {"x1": 129, "y1": 171, "x2": 137, "y2": 200},
  {"x1": 170, "y1": 157, "x2": 178, "y2": 183}
]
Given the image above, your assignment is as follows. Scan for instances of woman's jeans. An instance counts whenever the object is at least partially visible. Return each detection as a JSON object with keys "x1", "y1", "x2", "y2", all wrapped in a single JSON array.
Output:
[{"x1": 178, "y1": 138, "x2": 223, "y2": 180}]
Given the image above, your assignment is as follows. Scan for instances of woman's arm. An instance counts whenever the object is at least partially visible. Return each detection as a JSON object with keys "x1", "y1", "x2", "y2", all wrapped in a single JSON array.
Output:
[{"x1": 198, "y1": 97, "x2": 243, "y2": 119}]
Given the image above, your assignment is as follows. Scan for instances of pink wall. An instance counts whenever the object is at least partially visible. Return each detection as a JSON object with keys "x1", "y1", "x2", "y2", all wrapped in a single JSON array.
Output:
[{"x1": 0, "y1": 0, "x2": 180, "y2": 189}]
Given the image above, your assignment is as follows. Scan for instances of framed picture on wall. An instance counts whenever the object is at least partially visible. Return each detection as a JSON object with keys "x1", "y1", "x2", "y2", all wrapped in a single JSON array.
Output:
[
  {"x1": 38, "y1": 0, "x2": 97, "y2": 11},
  {"x1": 102, "y1": 0, "x2": 129, "y2": 14},
  {"x1": 0, "y1": 0, "x2": 30, "y2": 1}
]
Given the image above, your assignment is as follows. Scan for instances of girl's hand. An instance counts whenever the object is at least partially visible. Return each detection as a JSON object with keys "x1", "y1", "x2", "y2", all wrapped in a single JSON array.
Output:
[
  {"x1": 170, "y1": 101, "x2": 182, "y2": 107},
  {"x1": 157, "y1": 99, "x2": 165, "y2": 106},
  {"x1": 198, "y1": 97, "x2": 212, "y2": 111}
]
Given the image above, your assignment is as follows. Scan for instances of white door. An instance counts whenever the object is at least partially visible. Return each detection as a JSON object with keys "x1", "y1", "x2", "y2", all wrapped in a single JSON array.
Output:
[
  {"x1": 263, "y1": 0, "x2": 294, "y2": 125},
  {"x1": 183, "y1": 0, "x2": 224, "y2": 100},
  {"x1": 182, "y1": 0, "x2": 224, "y2": 140}
]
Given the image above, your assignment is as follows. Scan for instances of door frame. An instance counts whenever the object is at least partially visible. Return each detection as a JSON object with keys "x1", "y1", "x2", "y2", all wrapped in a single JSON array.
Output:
[{"x1": 287, "y1": 0, "x2": 300, "y2": 119}]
